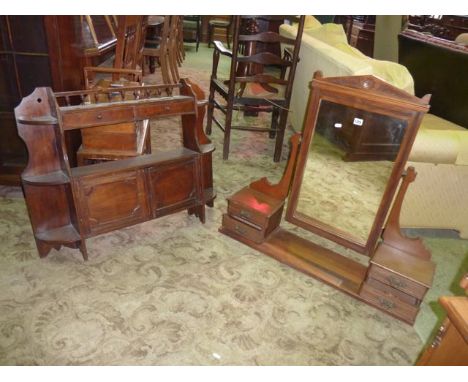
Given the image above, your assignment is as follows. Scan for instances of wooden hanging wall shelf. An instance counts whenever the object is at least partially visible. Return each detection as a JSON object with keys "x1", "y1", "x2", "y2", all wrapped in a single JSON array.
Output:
[{"x1": 15, "y1": 79, "x2": 215, "y2": 261}]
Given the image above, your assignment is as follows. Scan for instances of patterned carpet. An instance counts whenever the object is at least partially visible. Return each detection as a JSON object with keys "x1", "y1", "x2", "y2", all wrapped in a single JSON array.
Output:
[{"x1": 0, "y1": 46, "x2": 467, "y2": 365}]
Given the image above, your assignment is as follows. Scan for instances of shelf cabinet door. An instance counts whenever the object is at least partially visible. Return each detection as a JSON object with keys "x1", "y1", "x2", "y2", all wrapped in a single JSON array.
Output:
[
  {"x1": 75, "y1": 169, "x2": 150, "y2": 237},
  {"x1": 146, "y1": 159, "x2": 200, "y2": 218}
]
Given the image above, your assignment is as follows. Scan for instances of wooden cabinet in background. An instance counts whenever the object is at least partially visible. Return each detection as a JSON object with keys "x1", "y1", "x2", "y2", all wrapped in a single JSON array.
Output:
[
  {"x1": 416, "y1": 296, "x2": 468, "y2": 365},
  {"x1": 417, "y1": 274, "x2": 468, "y2": 366},
  {"x1": 0, "y1": 16, "x2": 117, "y2": 185}
]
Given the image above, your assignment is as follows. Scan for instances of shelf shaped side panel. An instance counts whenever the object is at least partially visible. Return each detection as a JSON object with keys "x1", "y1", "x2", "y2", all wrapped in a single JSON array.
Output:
[
  {"x1": 14, "y1": 87, "x2": 66, "y2": 178},
  {"x1": 22, "y1": 183, "x2": 78, "y2": 239}
]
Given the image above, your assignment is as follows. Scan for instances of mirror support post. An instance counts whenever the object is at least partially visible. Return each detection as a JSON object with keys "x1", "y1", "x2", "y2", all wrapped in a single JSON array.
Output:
[
  {"x1": 379, "y1": 166, "x2": 432, "y2": 260},
  {"x1": 250, "y1": 133, "x2": 302, "y2": 201}
]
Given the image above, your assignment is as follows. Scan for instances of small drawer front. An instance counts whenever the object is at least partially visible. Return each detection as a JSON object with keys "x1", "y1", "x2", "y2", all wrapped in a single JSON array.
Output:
[
  {"x1": 228, "y1": 200, "x2": 267, "y2": 228},
  {"x1": 368, "y1": 264, "x2": 428, "y2": 300},
  {"x1": 62, "y1": 107, "x2": 134, "y2": 130},
  {"x1": 365, "y1": 277, "x2": 419, "y2": 306},
  {"x1": 360, "y1": 282, "x2": 419, "y2": 324},
  {"x1": 222, "y1": 214, "x2": 265, "y2": 244},
  {"x1": 134, "y1": 98, "x2": 193, "y2": 119}
]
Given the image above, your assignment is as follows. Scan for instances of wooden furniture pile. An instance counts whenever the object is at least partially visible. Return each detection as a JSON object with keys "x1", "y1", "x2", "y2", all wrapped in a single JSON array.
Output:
[
  {"x1": 183, "y1": 16, "x2": 201, "y2": 52},
  {"x1": 143, "y1": 16, "x2": 184, "y2": 85},
  {"x1": 407, "y1": 15, "x2": 468, "y2": 41},
  {"x1": 220, "y1": 74, "x2": 435, "y2": 325},
  {"x1": 15, "y1": 79, "x2": 215, "y2": 261},
  {"x1": 0, "y1": 15, "x2": 123, "y2": 185},
  {"x1": 0, "y1": 15, "x2": 150, "y2": 185},
  {"x1": 80, "y1": 16, "x2": 149, "y2": 166}
]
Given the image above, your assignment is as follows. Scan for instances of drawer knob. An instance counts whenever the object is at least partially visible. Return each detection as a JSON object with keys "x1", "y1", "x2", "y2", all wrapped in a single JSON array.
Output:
[
  {"x1": 377, "y1": 297, "x2": 395, "y2": 311},
  {"x1": 239, "y1": 209, "x2": 252, "y2": 219},
  {"x1": 431, "y1": 325, "x2": 446, "y2": 348},
  {"x1": 388, "y1": 276, "x2": 407, "y2": 289},
  {"x1": 164, "y1": 106, "x2": 171, "y2": 112},
  {"x1": 234, "y1": 224, "x2": 246, "y2": 235},
  {"x1": 96, "y1": 113, "x2": 103, "y2": 119}
]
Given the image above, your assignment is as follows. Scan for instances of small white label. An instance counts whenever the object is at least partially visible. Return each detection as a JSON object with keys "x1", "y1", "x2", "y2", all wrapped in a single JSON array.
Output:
[
  {"x1": 353, "y1": 118, "x2": 364, "y2": 126},
  {"x1": 334, "y1": 123, "x2": 342, "y2": 129}
]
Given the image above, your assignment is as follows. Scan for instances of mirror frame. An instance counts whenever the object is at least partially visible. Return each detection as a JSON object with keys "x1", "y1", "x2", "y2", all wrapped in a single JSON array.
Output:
[{"x1": 286, "y1": 74, "x2": 430, "y2": 255}]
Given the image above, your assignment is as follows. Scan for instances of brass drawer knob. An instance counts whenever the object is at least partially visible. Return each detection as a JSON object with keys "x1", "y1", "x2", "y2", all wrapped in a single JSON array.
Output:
[
  {"x1": 388, "y1": 275, "x2": 407, "y2": 289},
  {"x1": 378, "y1": 297, "x2": 395, "y2": 311},
  {"x1": 234, "y1": 224, "x2": 246, "y2": 235},
  {"x1": 239, "y1": 209, "x2": 252, "y2": 219},
  {"x1": 431, "y1": 325, "x2": 446, "y2": 348}
]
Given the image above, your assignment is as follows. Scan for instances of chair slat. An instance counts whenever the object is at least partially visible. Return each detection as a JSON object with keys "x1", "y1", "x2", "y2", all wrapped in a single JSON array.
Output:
[
  {"x1": 234, "y1": 74, "x2": 289, "y2": 86},
  {"x1": 239, "y1": 31, "x2": 296, "y2": 45},
  {"x1": 237, "y1": 52, "x2": 292, "y2": 66}
]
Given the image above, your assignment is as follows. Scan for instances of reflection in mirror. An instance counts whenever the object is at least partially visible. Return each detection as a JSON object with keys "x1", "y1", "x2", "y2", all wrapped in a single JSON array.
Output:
[{"x1": 296, "y1": 100, "x2": 408, "y2": 244}]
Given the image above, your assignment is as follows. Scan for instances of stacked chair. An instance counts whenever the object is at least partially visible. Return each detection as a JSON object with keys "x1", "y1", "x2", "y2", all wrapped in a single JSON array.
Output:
[
  {"x1": 143, "y1": 15, "x2": 184, "y2": 85},
  {"x1": 77, "y1": 15, "x2": 151, "y2": 165}
]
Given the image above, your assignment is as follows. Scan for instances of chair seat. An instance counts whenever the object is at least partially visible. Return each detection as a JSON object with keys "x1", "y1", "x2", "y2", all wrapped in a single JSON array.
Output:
[{"x1": 213, "y1": 78, "x2": 286, "y2": 102}]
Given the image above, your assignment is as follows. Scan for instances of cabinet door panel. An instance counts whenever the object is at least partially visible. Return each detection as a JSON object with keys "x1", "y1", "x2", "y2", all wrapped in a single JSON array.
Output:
[
  {"x1": 147, "y1": 160, "x2": 199, "y2": 217},
  {"x1": 77, "y1": 169, "x2": 149, "y2": 236}
]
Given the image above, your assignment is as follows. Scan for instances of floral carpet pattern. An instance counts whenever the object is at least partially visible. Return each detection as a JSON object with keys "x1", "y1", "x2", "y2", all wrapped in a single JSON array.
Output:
[{"x1": 0, "y1": 57, "x2": 466, "y2": 365}]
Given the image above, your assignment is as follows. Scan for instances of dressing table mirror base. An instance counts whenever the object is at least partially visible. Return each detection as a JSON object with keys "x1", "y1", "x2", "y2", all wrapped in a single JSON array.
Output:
[{"x1": 220, "y1": 136, "x2": 435, "y2": 325}]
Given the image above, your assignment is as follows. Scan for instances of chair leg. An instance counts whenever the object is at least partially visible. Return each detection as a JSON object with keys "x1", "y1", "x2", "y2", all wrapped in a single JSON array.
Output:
[
  {"x1": 223, "y1": 102, "x2": 234, "y2": 160},
  {"x1": 273, "y1": 109, "x2": 289, "y2": 162},
  {"x1": 208, "y1": 25, "x2": 212, "y2": 48},
  {"x1": 269, "y1": 108, "x2": 279, "y2": 139},
  {"x1": 226, "y1": 26, "x2": 230, "y2": 49},
  {"x1": 206, "y1": 83, "x2": 216, "y2": 135}
]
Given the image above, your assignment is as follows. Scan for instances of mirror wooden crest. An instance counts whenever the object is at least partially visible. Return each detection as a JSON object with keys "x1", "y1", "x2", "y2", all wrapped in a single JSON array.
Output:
[
  {"x1": 220, "y1": 72, "x2": 436, "y2": 324},
  {"x1": 286, "y1": 73, "x2": 431, "y2": 255}
]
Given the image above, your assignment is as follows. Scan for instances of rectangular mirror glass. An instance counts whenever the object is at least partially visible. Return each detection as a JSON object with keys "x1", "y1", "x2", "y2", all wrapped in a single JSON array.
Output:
[{"x1": 296, "y1": 100, "x2": 408, "y2": 244}]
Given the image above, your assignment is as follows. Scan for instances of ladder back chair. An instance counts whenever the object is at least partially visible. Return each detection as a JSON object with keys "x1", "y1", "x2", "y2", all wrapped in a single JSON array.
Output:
[{"x1": 206, "y1": 15, "x2": 305, "y2": 161}]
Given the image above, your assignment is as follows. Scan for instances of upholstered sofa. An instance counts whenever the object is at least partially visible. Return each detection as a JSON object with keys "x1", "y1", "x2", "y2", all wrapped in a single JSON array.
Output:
[{"x1": 280, "y1": 18, "x2": 468, "y2": 238}]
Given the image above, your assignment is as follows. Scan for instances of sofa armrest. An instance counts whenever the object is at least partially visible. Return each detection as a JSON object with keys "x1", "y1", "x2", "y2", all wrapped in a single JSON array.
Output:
[{"x1": 409, "y1": 114, "x2": 468, "y2": 165}]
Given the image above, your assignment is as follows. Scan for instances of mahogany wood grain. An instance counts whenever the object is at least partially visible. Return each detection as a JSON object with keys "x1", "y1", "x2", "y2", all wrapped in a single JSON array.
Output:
[
  {"x1": 250, "y1": 133, "x2": 301, "y2": 200},
  {"x1": 15, "y1": 80, "x2": 213, "y2": 261},
  {"x1": 381, "y1": 167, "x2": 432, "y2": 260},
  {"x1": 417, "y1": 297, "x2": 468, "y2": 365},
  {"x1": 220, "y1": 227, "x2": 367, "y2": 295},
  {"x1": 219, "y1": 74, "x2": 434, "y2": 324}
]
